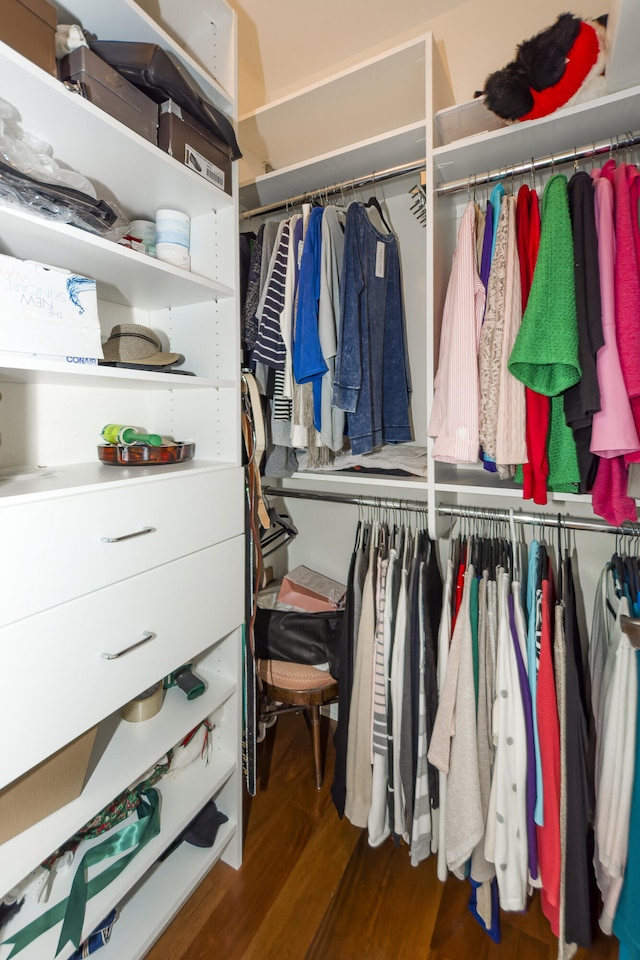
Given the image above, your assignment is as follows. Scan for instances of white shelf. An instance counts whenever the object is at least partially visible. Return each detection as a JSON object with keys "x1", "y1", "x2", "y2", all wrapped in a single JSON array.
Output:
[
  {"x1": 99, "y1": 819, "x2": 238, "y2": 960},
  {"x1": 238, "y1": 36, "x2": 427, "y2": 179},
  {"x1": 287, "y1": 471, "x2": 428, "y2": 494},
  {"x1": 0, "y1": 666, "x2": 236, "y2": 899},
  {"x1": 432, "y1": 465, "x2": 606, "y2": 507},
  {"x1": 0, "y1": 40, "x2": 233, "y2": 224},
  {"x1": 0, "y1": 754, "x2": 237, "y2": 960},
  {"x1": 433, "y1": 83, "x2": 640, "y2": 186},
  {"x1": 240, "y1": 122, "x2": 426, "y2": 211},
  {"x1": 0, "y1": 460, "x2": 238, "y2": 505},
  {"x1": 52, "y1": 0, "x2": 234, "y2": 114},
  {"x1": 0, "y1": 355, "x2": 234, "y2": 389},
  {"x1": 0, "y1": 205, "x2": 232, "y2": 310}
]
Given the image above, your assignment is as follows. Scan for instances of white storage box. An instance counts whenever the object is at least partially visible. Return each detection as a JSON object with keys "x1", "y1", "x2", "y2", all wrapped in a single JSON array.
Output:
[
  {"x1": 435, "y1": 97, "x2": 507, "y2": 146},
  {"x1": 0, "y1": 255, "x2": 103, "y2": 359}
]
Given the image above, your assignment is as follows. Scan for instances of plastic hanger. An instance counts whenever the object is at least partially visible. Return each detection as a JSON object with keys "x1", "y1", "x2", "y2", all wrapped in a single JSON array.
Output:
[
  {"x1": 260, "y1": 505, "x2": 298, "y2": 558},
  {"x1": 364, "y1": 194, "x2": 392, "y2": 233}
]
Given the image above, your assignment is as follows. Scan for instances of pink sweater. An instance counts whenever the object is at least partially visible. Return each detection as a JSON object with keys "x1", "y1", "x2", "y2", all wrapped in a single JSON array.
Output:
[
  {"x1": 601, "y1": 160, "x2": 640, "y2": 438},
  {"x1": 590, "y1": 170, "x2": 639, "y2": 457},
  {"x1": 430, "y1": 203, "x2": 486, "y2": 463}
]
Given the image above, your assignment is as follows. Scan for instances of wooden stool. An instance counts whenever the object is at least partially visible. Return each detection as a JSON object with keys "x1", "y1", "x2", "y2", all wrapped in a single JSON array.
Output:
[{"x1": 258, "y1": 660, "x2": 339, "y2": 790}]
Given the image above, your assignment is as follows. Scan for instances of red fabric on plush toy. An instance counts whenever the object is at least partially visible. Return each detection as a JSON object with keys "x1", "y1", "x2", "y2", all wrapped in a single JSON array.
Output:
[
  {"x1": 477, "y1": 13, "x2": 608, "y2": 123},
  {"x1": 520, "y1": 20, "x2": 600, "y2": 121}
]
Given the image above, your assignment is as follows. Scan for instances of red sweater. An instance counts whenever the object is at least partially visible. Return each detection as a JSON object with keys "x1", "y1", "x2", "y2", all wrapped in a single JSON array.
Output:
[
  {"x1": 536, "y1": 572, "x2": 561, "y2": 935},
  {"x1": 516, "y1": 185, "x2": 549, "y2": 505}
]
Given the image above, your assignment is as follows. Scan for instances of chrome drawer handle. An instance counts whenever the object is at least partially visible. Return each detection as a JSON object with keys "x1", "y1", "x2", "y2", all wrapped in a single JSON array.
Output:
[
  {"x1": 100, "y1": 526, "x2": 156, "y2": 544},
  {"x1": 101, "y1": 631, "x2": 157, "y2": 660}
]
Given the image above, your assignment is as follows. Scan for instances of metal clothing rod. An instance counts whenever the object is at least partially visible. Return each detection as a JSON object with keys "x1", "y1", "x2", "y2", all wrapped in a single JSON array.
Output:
[
  {"x1": 436, "y1": 129, "x2": 640, "y2": 198},
  {"x1": 438, "y1": 503, "x2": 639, "y2": 536},
  {"x1": 262, "y1": 485, "x2": 427, "y2": 512},
  {"x1": 240, "y1": 158, "x2": 425, "y2": 220},
  {"x1": 262, "y1": 485, "x2": 640, "y2": 536}
]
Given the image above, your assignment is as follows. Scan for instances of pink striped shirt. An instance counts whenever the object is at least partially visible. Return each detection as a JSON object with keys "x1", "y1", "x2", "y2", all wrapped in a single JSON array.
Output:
[{"x1": 430, "y1": 202, "x2": 486, "y2": 463}]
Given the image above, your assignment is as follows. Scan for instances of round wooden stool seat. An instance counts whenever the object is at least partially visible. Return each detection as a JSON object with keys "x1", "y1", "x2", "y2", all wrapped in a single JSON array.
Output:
[
  {"x1": 259, "y1": 659, "x2": 338, "y2": 695},
  {"x1": 258, "y1": 659, "x2": 339, "y2": 789}
]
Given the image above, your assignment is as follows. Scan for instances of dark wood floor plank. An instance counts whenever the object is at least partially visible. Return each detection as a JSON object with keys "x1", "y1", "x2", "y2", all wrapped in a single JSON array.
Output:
[
  {"x1": 241, "y1": 803, "x2": 361, "y2": 960},
  {"x1": 307, "y1": 833, "x2": 443, "y2": 960},
  {"x1": 428, "y1": 874, "x2": 491, "y2": 960},
  {"x1": 147, "y1": 712, "x2": 621, "y2": 960}
]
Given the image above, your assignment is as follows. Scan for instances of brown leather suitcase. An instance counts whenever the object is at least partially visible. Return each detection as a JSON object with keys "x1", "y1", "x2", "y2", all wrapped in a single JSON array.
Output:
[
  {"x1": 59, "y1": 46, "x2": 158, "y2": 145},
  {"x1": 3, "y1": 0, "x2": 57, "y2": 76},
  {"x1": 158, "y1": 99, "x2": 232, "y2": 195}
]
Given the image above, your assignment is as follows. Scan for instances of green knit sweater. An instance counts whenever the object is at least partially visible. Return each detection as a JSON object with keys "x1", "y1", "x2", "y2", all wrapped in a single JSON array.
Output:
[{"x1": 509, "y1": 173, "x2": 581, "y2": 492}]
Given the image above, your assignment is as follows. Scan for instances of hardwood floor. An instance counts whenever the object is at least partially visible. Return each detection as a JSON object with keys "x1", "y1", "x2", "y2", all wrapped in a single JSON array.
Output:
[{"x1": 147, "y1": 712, "x2": 619, "y2": 960}]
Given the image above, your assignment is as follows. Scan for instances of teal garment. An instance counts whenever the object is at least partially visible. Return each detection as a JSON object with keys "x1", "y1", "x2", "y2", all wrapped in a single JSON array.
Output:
[
  {"x1": 613, "y1": 651, "x2": 640, "y2": 958},
  {"x1": 490, "y1": 182, "x2": 505, "y2": 264},
  {"x1": 509, "y1": 174, "x2": 581, "y2": 396},
  {"x1": 526, "y1": 540, "x2": 544, "y2": 825}
]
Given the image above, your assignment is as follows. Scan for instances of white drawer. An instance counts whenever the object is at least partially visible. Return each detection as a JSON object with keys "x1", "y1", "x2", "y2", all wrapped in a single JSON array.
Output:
[
  {"x1": 0, "y1": 467, "x2": 243, "y2": 627},
  {"x1": 0, "y1": 534, "x2": 244, "y2": 790}
]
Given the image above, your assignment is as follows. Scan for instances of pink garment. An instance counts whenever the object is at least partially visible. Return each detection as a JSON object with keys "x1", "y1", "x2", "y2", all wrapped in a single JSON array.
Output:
[
  {"x1": 590, "y1": 170, "x2": 640, "y2": 457},
  {"x1": 600, "y1": 160, "x2": 640, "y2": 444},
  {"x1": 591, "y1": 456, "x2": 637, "y2": 526},
  {"x1": 430, "y1": 202, "x2": 486, "y2": 463}
]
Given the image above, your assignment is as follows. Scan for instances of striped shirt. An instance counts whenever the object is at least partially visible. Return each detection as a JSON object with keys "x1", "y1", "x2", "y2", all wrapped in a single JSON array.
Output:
[{"x1": 252, "y1": 222, "x2": 290, "y2": 370}]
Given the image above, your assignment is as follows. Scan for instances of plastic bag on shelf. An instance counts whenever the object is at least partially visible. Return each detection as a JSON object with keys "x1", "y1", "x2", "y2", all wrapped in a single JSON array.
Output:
[
  {"x1": 0, "y1": 157, "x2": 123, "y2": 234},
  {"x1": 0, "y1": 96, "x2": 126, "y2": 236},
  {"x1": 0, "y1": 97, "x2": 96, "y2": 197}
]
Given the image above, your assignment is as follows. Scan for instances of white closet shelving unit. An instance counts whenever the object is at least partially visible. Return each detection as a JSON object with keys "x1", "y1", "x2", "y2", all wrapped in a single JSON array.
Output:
[
  {"x1": 429, "y1": 79, "x2": 640, "y2": 532},
  {"x1": 239, "y1": 33, "x2": 451, "y2": 518},
  {"x1": 0, "y1": 1, "x2": 243, "y2": 958},
  {"x1": 239, "y1": 21, "x2": 640, "y2": 538}
]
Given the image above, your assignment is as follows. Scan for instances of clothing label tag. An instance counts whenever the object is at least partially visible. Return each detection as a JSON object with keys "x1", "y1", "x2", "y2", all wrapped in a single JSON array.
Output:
[
  {"x1": 375, "y1": 241, "x2": 385, "y2": 278},
  {"x1": 298, "y1": 240, "x2": 304, "y2": 268}
]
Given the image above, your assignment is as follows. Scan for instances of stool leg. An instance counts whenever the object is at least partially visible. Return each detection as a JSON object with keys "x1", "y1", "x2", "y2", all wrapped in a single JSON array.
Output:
[{"x1": 309, "y1": 705, "x2": 323, "y2": 790}]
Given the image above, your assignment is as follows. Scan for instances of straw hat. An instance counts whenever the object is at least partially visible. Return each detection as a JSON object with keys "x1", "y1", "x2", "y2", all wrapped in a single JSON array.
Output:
[{"x1": 102, "y1": 323, "x2": 181, "y2": 366}]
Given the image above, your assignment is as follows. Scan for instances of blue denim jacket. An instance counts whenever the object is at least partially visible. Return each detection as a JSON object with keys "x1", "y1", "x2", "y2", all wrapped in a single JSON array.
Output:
[{"x1": 333, "y1": 202, "x2": 412, "y2": 454}]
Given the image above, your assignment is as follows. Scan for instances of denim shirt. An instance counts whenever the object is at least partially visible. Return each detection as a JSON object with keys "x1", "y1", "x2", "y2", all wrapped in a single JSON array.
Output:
[{"x1": 333, "y1": 202, "x2": 412, "y2": 455}]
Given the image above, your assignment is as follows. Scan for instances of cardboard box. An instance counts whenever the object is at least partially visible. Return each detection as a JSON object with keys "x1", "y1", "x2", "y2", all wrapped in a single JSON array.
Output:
[
  {"x1": 0, "y1": 726, "x2": 98, "y2": 844},
  {"x1": 158, "y1": 100, "x2": 232, "y2": 195},
  {"x1": 0, "y1": 254, "x2": 103, "y2": 360},
  {"x1": 59, "y1": 47, "x2": 158, "y2": 145},
  {"x1": 2, "y1": 0, "x2": 57, "y2": 77}
]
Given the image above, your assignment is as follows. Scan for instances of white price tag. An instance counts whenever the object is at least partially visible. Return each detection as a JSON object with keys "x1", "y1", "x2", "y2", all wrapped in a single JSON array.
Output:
[{"x1": 375, "y1": 241, "x2": 385, "y2": 278}]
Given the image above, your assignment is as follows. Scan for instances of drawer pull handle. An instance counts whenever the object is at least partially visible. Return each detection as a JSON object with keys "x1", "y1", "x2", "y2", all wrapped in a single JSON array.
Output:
[
  {"x1": 100, "y1": 526, "x2": 156, "y2": 544},
  {"x1": 101, "y1": 631, "x2": 157, "y2": 660}
]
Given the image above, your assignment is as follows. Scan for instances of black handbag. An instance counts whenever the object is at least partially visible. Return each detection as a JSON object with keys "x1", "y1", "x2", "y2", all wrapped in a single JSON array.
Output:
[{"x1": 253, "y1": 605, "x2": 342, "y2": 679}]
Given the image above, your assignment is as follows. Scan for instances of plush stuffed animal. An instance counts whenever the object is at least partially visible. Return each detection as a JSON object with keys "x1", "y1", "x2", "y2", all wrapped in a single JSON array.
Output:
[{"x1": 476, "y1": 13, "x2": 608, "y2": 122}]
